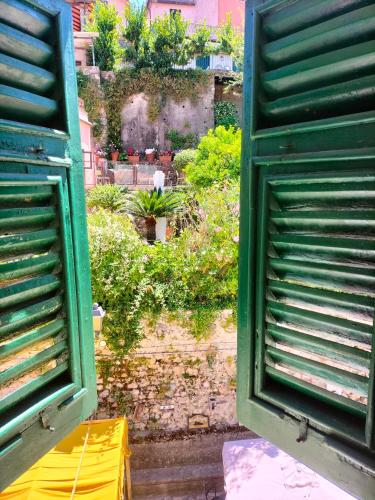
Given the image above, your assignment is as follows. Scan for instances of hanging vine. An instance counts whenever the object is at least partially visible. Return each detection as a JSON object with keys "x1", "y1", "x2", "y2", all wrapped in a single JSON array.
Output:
[
  {"x1": 102, "y1": 68, "x2": 211, "y2": 150},
  {"x1": 76, "y1": 71, "x2": 104, "y2": 140}
]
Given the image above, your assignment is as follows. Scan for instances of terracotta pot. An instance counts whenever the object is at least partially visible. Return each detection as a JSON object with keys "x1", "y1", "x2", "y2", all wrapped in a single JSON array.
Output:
[
  {"x1": 110, "y1": 151, "x2": 119, "y2": 161},
  {"x1": 159, "y1": 154, "x2": 172, "y2": 164},
  {"x1": 128, "y1": 155, "x2": 140, "y2": 165},
  {"x1": 146, "y1": 152, "x2": 156, "y2": 163}
]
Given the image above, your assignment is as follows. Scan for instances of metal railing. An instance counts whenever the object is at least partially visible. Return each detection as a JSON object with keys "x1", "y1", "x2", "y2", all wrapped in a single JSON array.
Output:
[
  {"x1": 109, "y1": 163, "x2": 181, "y2": 188},
  {"x1": 82, "y1": 149, "x2": 93, "y2": 170}
]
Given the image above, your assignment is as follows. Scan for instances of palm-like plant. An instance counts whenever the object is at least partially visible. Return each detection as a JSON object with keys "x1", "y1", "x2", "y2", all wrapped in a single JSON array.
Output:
[{"x1": 126, "y1": 188, "x2": 184, "y2": 242}]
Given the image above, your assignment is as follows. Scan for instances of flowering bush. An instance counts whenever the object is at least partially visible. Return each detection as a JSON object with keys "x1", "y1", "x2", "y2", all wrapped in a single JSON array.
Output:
[
  {"x1": 88, "y1": 182, "x2": 239, "y2": 354},
  {"x1": 184, "y1": 126, "x2": 241, "y2": 188}
]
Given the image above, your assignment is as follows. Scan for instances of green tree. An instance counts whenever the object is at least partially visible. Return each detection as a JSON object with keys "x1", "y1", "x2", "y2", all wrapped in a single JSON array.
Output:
[
  {"x1": 186, "y1": 22, "x2": 216, "y2": 59},
  {"x1": 122, "y1": 5, "x2": 228, "y2": 73},
  {"x1": 123, "y1": 4, "x2": 152, "y2": 70},
  {"x1": 216, "y1": 13, "x2": 242, "y2": 56},
  {"x1": 150, "y1": 11, "x2": 190, "y2": 72},
  {"x1": 86, "y1": 0, "x2": 122, "y2": 71}
]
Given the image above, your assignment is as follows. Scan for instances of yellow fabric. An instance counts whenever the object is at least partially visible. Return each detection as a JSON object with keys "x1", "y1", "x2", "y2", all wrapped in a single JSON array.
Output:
[{"x1": 1, "y1": 418, "x2": 130, "y2": 500}]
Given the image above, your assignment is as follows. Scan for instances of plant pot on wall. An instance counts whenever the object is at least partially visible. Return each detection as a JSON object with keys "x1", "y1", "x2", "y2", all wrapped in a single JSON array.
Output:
[
  {"x1": 145, "y1": 149, "x2": 156, "y2": 163},
  {"x1": 159, "y1": 153, "x2": 172, "y2": 164},
  {"x1": 128, "y1": 155, "x2": 140, "y2": 165},
  {"x1": 110, "y1": 151, "x2": 120, "y2": 161}
]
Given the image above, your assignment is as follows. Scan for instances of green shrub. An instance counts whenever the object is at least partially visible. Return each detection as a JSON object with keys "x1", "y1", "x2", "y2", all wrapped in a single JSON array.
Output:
[
  {"x1": 86, "y1": 184, "x2": 128, "y2": 212},
  {"x1": 173, "y1": 149, "x2": 197, "y2": 172},
  {"x1": 88, "y1": 182, "x2": 239, "y2": 353},
  {"x1": 185, "y1": 126, "x2": 241, "y2": 188},
  {"x1": 166, "y1": 129, "x2": 198, "y2": 150},
  {"x1": 214, "y1": 101, "x2": 239, "y2": 129},
  {"x1": 88, "y1": 210, "x2": 147, "y2": 353}
]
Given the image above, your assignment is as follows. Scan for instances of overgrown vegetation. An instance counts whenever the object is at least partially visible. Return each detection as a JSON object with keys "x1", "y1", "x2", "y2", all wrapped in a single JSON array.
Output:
[
  {"x1": 166, "y1": 129, "x2": 198, "y2": 150},
  {"x1": 86, "y1": 0, "x2": 122, "y2": 71},
  {"x1": 76, "y1": 72, "x2": 103, "y2": 138},
  {"x1": 185, "y1": 126, "x2": 241, "y2": 188},
  {"x1": 103, "y1": 68, "x2": 210, "y2": 153},
  {"x1": 88, "y1": 180, "x2": 239, "y2": 355},
  {"x1": 214, "y1": 101, "x2": 239, "y2": 129}
]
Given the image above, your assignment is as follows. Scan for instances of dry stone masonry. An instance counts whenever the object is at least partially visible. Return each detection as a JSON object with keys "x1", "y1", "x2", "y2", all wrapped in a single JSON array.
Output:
[{"x1": 95, "y1": 310, "x2": 237, "y2": 433}]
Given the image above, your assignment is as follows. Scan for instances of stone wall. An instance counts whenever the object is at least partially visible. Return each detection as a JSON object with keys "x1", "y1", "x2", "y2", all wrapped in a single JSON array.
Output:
[
  {"x1": 95, "y1": 310, "x2": 237, "y2": 433},
  {"x1": 120, "y1": 76, "x2": 215, "y2": 151}
]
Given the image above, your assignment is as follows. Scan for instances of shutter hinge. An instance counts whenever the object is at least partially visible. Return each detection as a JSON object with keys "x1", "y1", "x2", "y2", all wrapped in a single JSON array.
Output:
[
  {"x1": 296, "y1": 417, "x2": 309, "y2": 443},
  {"x1": 39, "y1": 406, "x2": 56, "y2": 432}
]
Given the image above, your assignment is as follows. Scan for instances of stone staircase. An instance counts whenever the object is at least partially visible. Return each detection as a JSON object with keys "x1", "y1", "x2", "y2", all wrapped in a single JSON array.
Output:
[{"x1": 130, "y1": 429, "x2": 255, "y2": 499}]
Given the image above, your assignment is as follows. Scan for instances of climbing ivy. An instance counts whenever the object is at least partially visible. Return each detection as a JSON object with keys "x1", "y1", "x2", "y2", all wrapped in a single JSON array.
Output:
[
  {"x1": 103, "y1": 68, "x2": 210, "y2": 150},
  {"x1": 214, "y1": 101, "x2": 239, "y2": 129},
  {"x1": 76, "y1": 71, "x2": 104, "y2": 139}
]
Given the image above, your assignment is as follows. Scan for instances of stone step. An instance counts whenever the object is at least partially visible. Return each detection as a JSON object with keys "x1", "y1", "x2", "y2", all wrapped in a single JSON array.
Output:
[
  {"x1": 132, "y1": 462, "x2": 225, "y2": 499},
  {"x1": 130, "y1": 429, "x2": 255, "y2": 470}
]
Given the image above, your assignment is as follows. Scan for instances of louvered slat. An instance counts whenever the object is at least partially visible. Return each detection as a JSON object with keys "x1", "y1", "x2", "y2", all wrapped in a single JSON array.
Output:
[
  {"x1": 0, "y1": 84, "x2": 58, "y2": 124},
  {"x1": 0, "y1": 54, "x2": 55, "y2": 94},
  {"x1": 0, "y1": 0, "x2": 51, "y2": 39},
  {"x1": 0, "y1": 23, "x2": 53, "y2": 67},
  {"x1": 0, "y1": 0, "x2": 60, "y2": 126},
  {"x1": 263, "y1": 173, "x2": 375, "y2": 417},
  {"x1": 263, "y1": 0, "x2": 373, "y2": 40},
  {"x1": 260, "y1": 3, "x2": 375, "y2": 126},
  {"x1": 0, "y1": 181, "x2": 70, "y2": 415}
]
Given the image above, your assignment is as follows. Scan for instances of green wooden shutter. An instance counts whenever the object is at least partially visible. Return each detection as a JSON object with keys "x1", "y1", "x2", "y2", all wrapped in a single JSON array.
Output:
[
  {"x1": 0, "y1": 0, "x2": 96, "y2": 491},
  {"x1": 237, "y1": 1, "x2": 375, "y2": 497}
]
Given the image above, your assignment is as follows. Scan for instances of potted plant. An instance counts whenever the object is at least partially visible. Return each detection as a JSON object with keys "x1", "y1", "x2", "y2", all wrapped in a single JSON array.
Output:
[
  {"x1": 159, "y1": 150, "x2": 173, "y2": 164},
  {"x1": 94, "y1": 145, "x2": 105, "y2": 165},
  {"x1": 145, "y1": 148, "x2": 156, "y2": 163},
  {"x1": 125, "y1": 188, "x2": 183, "y2": 243},
  {"x1": 128, "y1": 150, "x2": 140, "y2": 165},
  {"x1": 118, "y1": 152, "x2": 128, "y2": 162},
  {"x1": 109, "y1": 142, "x2": 120, "y2": 161}
]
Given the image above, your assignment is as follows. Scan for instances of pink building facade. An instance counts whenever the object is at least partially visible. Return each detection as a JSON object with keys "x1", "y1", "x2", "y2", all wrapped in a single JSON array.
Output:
[
  {"x1": 219, "y1": 0, "x2": 244, "y2": 30},
  {"x1": 109, "y1": 0, "x2": 128, "y2": 15},
  {"x1": 147, "y1": 0, "x2": 244, "y2": 31}
]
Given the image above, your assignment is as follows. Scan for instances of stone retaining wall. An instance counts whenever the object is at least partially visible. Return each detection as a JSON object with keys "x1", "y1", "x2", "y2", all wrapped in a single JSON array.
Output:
[
  {"x1": 95, "y1": 310, "x2": 237, "y2": 433},
  {"x1": 120, "y1": 77, "x2": 215, "y2": 151}
]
